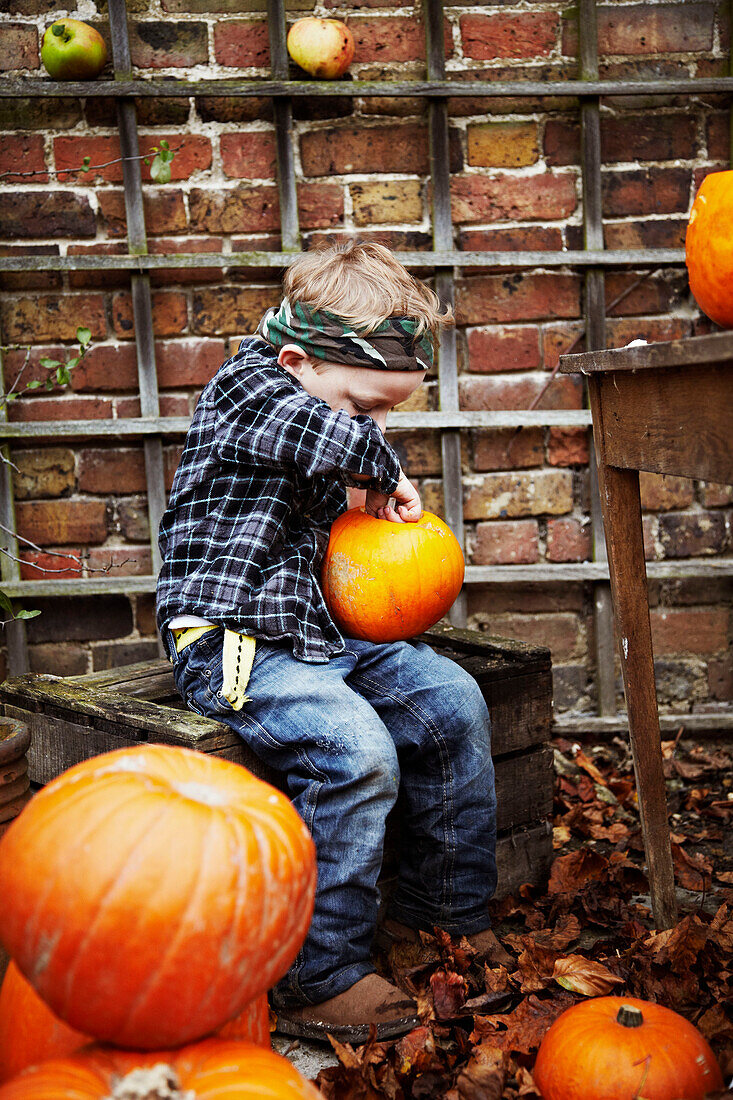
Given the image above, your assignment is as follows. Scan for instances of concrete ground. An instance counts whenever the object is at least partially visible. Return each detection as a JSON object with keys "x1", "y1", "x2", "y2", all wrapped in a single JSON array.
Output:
[{"x1": 274, "y1": 1034, "x2": 339, "y2": 1079}]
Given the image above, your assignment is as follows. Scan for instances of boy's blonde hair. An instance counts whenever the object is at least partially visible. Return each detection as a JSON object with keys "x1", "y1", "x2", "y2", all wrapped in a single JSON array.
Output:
[{"x1": 282, "y1": 239, "x2": 454, "y2": 339}]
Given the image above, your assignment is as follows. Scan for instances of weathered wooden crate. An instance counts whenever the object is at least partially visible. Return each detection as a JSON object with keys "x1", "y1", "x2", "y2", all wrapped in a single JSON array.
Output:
[{"x1": 0, "y1": 624, "x2": 554, "y2": 900}]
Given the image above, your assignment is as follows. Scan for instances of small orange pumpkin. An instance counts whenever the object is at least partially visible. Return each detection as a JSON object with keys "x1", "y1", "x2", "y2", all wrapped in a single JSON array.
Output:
[
  {"x1": 0, "y1": 961, "x2": 271, "y2": 1084},
  {"x1": 533, "y1": 995, "x2": 723, "y2": 1100},
  {"x1": 685, "y1": 170, "x2": 733, "y2": 328},
  {"x1": 0, "y1": 1039, "x2": 321, "y2": 1099},
  {"x1": 322, "y1": 508, "x2": 464, "y2": 642},
  {"x1": 0, "y1": 745, "x2": 316, "y2": 1050}
]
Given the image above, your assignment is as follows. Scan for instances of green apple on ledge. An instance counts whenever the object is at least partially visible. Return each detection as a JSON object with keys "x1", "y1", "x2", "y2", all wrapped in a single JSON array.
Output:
[{"x1": 41, "y1": 19, "x2": 108, "y2": 81}]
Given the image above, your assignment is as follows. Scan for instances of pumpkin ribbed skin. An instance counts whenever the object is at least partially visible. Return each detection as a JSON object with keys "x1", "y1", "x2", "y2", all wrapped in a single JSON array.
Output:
[
  {"x1": 0, "y1": 745, "x2": 315, "y2": 1050},
  {"x1": 0, "y1": 961, "x2": 271, "y2": 1084},
  {"x1": 686, "y1": 170, "x2": 733, "y2": 328},
  {"x1": 533, "y1": 995, "x2": 723, "y2": 1100},
  {"x1": 322, "y1": 508, "x2": 465, "y2": 642},
  {"x1": 0, "y1": 1039, "x2": 321, "y2": 1099}
]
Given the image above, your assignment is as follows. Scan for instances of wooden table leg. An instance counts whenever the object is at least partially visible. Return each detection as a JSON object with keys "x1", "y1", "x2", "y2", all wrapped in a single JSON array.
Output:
[{"x1": 592, "y1": 456, "x2": 678, "y2": 928}]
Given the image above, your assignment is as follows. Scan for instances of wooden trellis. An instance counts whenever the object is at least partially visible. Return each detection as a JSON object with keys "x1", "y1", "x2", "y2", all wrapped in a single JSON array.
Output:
[{"x1": 0, "y1": 0, "x2": 732, "y2": 730}]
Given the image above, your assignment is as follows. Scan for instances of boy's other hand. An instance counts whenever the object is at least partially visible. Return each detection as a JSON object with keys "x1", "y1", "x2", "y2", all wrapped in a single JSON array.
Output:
[{"x1": 365, "y1": 472, "x2": 421, "y2": 524}]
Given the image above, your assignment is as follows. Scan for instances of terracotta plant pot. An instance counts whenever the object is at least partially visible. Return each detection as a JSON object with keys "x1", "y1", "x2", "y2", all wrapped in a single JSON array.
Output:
[{"x1": 0, "y1": 718, "x2": 32, "y2": 840}]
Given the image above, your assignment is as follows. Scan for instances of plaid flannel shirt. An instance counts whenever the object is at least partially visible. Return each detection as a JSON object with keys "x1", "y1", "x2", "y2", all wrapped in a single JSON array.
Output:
[{"x1": 156, "y1": 337, "x2": 402, "y2": 662}]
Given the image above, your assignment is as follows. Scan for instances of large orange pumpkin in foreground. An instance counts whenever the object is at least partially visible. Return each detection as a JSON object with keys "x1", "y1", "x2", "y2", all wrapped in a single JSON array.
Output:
[
  {"x1": 686, "y1": 169, "x2": 733, "y2": 328},
  {"x1": 322, "y1": 508, "x2": 465, "y2": 642},
  {"x1": 533, "y1": 995, "x2": 723, "y2": 1100},
  {"x1": 0, "y1": 961, "x2": 271, "y2": 1084},
  {"x1": 0, "y1": 745, "x2": 316, "y2": 1050},
  {"x1": 0, "y1": 1039, "x2": 321, "y2": 1099}
]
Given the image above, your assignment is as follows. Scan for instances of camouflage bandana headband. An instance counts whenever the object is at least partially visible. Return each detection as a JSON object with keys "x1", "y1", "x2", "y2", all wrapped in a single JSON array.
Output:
[{"x1": 256, "y1": 299, "x2": 433, "y2": 372}]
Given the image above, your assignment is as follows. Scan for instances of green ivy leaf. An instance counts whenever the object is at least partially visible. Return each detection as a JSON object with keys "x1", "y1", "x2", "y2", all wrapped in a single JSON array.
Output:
[
  {"x1": 0, "y1": 590, "x2": 14, "y2": 617},
  {"x1": 40, "y1": 358, "x2": 61, "y2": 369},
  {"x1": 15, "y1": 609, "x2": 42, "y2": 620},
  {"x1": 45, "y1": 379, "x2": 54, "y2": 390},
  {"x1": 77, "y1": 327, "x2": 91, "y2": 346},
  {"x1": 65, "y1": 356, "x2": 80, "y2": 371},
  {"x1": 150, "y1": 153, "x2": 172, "y2": 184},
  {"x1": 56, "y1": 365, "x2": 72, "y2": 386},
  {"x1": 26, "y1": 379, "x2": 43, "y2": 390}
]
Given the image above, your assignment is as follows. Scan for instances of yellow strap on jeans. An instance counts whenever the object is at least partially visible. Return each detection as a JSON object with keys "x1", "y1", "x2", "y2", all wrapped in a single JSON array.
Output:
[
  {"x1": 171, "y1": 625, "x2": 255, "y2": 711},
  {"x1": 221, "y1": 629, "x2": 256, "y2": 710},
  {"x1": 172, "y1": 625, "x2": 217, "y2": 654}
]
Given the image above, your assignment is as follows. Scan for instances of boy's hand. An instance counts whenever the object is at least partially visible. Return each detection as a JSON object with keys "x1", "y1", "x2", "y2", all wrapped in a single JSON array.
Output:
[{"x1": 365, "y1": 471, "x2": 421, "y2": 524}]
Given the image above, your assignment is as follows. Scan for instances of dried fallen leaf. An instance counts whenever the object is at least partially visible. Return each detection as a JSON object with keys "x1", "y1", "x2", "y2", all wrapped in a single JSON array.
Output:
[
  {"x1": 673, "y1": 759, "x2": 708, "y2": 780},
  {"x1": 451, "y1": 1044, "x2": 509, "y2": 1100},
  {"x1": 416, "y1": 987, "x2": 436, "y2": 1025},
  {"x1": 393, "y1": 1025, "x2": 439, "y2": 1076},
  {"x1": 588, "y1": 821, "x2": 630, "y2": 843},
  {"x1": 329, "y1": 1035, "x2": 364, "y2": 1071},
  {"x1": 515, "y1": 1064, "x2": 542, "y2": 1098},
  {"x1": 320, "y1": 1029, "x2": 389, "y2": 1100},
  {"x1": 472, "y1": 993, "x2": 575, "y2": 1055},
  {"x1": 431, "y1": 967, "x2": 468, "y2": 1019},
  {"x1": 642, "y1": 914, "x2": 709, "y2": 973},
  {"x1": 552, "y1": 954, "x2": 625, "y2": 996},
  {"x1": 547, "y1": 849, "x2": 609, "y2": 895},
  {"x1": 671, "y1": 841, "x2": 713, "y2": 891},
  {"x1": 573, "y1": 748, "x2": 609, "y2": 786},
  {"x1": 515, "y1": 941, "x2": 561, "y2": 994},
  {"x1": 528, "y1": 914, "x2": 583, "y2": 953},
  {"x1": 484, "y1": 963, "x2": 511, "y2": 995},
  {"x1": 452, "y1": 936, "x2": 478, "y2": 975},
  {"x1": 688, "y1": 746, "x2": 733, "y2": 770},
  {"x1": 608, "y1": 776, "x2": 636, "y2": 803},
  {"x1": 710, "y1": 903, "x2": 733, "y2": 929},
  {"x1": 463, "y1": 989, "x2": 513, "y2": 1014}
]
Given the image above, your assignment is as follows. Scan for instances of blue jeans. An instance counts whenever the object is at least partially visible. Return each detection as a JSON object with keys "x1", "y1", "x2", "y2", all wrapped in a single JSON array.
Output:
[{"x1": 171, "y1": 628, "x2": 498, "y2": 1009}]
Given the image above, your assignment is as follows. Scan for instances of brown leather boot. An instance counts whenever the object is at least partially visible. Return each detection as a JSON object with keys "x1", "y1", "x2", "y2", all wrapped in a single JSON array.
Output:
[
  {"x1": 273, "y1": 973, "x2": 419, "y2": 1044},
  {"x1": 465, "y1": 926, "x2": 514, "y2": 969}
]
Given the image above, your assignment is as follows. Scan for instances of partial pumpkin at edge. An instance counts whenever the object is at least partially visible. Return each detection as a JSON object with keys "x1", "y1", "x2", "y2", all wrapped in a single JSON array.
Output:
[{"x1": 685, "y1": 169, "x2": 733, "y2": 329}]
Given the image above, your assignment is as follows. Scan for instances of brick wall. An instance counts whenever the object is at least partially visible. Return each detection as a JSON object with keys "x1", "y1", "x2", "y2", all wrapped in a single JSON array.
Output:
[{"x1": 0, "y1": 0, "x2": 731, "y2": 717}]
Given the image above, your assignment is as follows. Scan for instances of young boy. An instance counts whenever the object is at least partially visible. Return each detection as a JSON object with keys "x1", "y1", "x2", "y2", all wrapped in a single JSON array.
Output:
[{"x1": 156, "y1": 241, "x2": 509, "y2": 1044}]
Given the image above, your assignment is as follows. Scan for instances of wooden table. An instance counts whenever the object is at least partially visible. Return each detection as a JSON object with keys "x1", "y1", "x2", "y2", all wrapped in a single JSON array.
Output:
[{"x1": 560, "y1": 331, "x2": 733, "y2": 929}]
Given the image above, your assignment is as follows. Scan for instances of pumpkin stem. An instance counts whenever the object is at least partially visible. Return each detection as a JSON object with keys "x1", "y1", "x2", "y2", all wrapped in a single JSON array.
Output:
[
  {"x1": 108, "y1": 1064, "x2": 195, "y2": 1100},
  {"x1": 616, "y1": 1004, "x2": 644, "y2": 1028}
]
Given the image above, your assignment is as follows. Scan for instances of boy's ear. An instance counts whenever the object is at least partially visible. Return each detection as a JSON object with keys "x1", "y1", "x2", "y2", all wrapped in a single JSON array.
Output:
[{"x1": 277, "y1": 344, "x2": 310, "y2": 377}]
